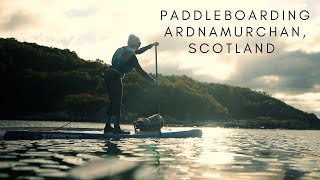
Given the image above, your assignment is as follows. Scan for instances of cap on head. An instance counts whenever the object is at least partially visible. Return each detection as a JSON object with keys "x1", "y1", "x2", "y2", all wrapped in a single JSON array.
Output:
[{"x1": 127, "y1": 34, "x2": 141, "y2": 47}]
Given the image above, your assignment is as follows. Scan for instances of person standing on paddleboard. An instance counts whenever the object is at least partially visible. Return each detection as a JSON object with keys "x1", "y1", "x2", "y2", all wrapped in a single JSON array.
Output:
[{"x1": 104, "y1": 34, "x2": 159, "y2": 134}]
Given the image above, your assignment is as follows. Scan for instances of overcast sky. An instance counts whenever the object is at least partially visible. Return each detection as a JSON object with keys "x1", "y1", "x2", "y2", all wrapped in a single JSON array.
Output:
[{"x1": 1, "y1": 0, "x2": 319, "y2": 117}]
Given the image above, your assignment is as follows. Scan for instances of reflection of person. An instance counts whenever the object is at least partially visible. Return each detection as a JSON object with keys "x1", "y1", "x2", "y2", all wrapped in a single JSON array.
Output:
[{"x1": 104, "y1": 34, "x2": 159, "y2": 134}]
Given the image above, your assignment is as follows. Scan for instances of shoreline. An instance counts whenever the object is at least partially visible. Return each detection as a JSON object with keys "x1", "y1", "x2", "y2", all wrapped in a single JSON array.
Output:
[{"x1": 2, "y1": 118, "x2": 320, "y2": 130}]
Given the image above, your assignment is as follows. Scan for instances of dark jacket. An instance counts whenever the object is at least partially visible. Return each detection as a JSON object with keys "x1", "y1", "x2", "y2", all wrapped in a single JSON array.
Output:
[{"x1": 111, "y1": 44, "x2": 154, "y2": 81}]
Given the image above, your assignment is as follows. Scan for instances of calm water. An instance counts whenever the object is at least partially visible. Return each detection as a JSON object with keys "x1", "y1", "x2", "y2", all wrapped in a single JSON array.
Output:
[{"x1": 0, "y1": 120, "x2": 320, "y2": 179}]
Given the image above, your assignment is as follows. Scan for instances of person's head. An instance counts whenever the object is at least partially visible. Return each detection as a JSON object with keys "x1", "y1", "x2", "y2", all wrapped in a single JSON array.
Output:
[{"x1": 127, "y1": 34, "x2": 141, "y2": 49}]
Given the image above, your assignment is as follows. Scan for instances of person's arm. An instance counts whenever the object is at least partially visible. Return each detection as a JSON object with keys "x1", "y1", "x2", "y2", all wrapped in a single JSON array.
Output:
[
  {"x1": 135, "y1": 44, "x2": 153, "y2": 54},
  {"x1": 133, "y1": 57, "x2": 156, "y2": 83},
  {"x1": 135, "y1": 42, "x2": 159, "y2": 54}
]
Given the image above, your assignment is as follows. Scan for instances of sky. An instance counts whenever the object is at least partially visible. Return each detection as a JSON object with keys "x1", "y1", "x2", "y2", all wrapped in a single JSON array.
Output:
[{"x1": 0, "y1": 0, "x2": 319, "y2": 117}]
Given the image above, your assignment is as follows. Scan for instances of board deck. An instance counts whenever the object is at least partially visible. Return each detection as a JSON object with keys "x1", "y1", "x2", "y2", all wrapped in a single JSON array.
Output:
[{"x1": 0, "y1": 129, "x2": 202, "y2": 140}]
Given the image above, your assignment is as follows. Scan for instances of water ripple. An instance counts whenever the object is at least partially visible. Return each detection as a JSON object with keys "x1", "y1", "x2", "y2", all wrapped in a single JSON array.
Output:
[{"x1": 0, "y1": 122, "x2": 320, "y2": 179}]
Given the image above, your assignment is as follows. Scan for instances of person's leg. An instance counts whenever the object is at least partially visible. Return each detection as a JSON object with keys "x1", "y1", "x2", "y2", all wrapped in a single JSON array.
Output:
[
  {"x1": 113, "y1": 78, "x2": 122, "y2": 127},
  {"x1": 105, "y1": 86, "x2": 113, "y2": 126},
  {"x1": 112, "y1": 78, "x2": 129, "y2": 134},
  {"x1": 104, "y1": 93, "x2": 113, "y2": 132},
  {"x1": 104, "y1": 70, "x2": 114, "y2": 133}
]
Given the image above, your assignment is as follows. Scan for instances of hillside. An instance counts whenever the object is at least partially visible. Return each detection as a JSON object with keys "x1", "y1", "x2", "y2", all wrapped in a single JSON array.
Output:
[{"x1": 0, "y1": 38, "x2": 319, "y2": 129}]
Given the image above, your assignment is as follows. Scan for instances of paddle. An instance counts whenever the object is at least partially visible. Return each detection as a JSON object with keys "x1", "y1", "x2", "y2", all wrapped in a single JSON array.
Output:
[{"x1": 155, "y1": 45, "x2": 161, "y2": 137}]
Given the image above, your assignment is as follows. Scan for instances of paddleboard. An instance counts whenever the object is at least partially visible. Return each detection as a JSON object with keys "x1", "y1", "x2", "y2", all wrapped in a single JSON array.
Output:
[{"x1": 0, "y1": 129, "x2": 202, "y2": 140}]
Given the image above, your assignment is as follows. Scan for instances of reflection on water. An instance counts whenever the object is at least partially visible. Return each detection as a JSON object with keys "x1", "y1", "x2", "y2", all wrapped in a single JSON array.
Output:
[{"x1": 0, "y1": 121, "x2": 320, "y2": 179}]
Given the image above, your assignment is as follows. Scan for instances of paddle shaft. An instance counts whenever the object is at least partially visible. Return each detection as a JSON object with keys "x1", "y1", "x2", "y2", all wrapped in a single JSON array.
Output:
[{"x1": 155, "y1": 45, "x2": 161, "y2": 136}]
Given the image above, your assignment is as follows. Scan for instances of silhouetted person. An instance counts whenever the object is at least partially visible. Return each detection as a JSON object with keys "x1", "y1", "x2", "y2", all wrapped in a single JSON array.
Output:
[{"x1": 104, "y1": 34, "x2": 158, "y2": 134}]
